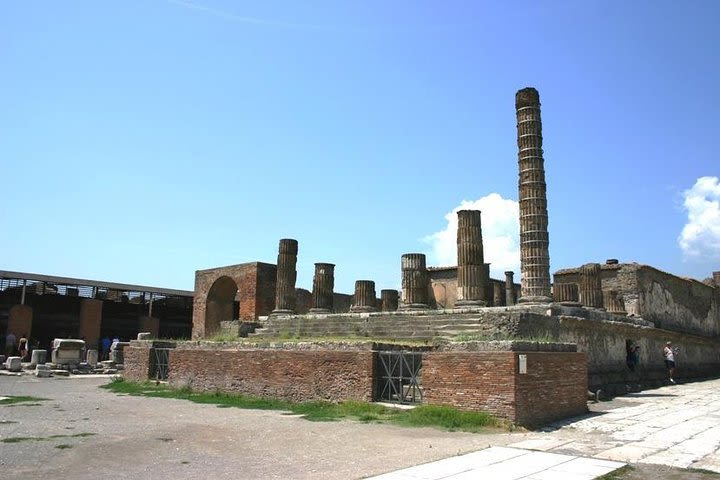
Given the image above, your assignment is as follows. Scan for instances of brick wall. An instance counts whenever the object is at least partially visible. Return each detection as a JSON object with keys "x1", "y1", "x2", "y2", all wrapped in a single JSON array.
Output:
[
  {"x1": 124, "y1": 345, "x2": 151, "y2": 382},
  {"x1": 423, "y1": 351, "x2": 587, "y2": 427},
  {"x1": 168, "y1": 348, "x2": 375, "y2": 403}
]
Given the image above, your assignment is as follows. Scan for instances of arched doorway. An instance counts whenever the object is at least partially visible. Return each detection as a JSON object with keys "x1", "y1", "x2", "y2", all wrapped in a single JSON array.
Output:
[{"x1": 204, "y1": 276, "x2": 238, "y2": 336}]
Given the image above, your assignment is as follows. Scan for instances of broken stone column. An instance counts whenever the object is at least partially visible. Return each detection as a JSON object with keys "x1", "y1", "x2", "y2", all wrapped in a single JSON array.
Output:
[
  {"x1": 516, "y1": 87, "x2": 552, "y2": 303},
  {"x1": 30, "y1": 349, "x2": 47, "y2": 367},
  {"x1": 603, "y1": 289, "x2": 626, "y2": 314},
  {"x1": 380, "y1": 289, "x2": 399, "y2": 312},
  {"x1": 6, "y1": 356, "x2": 22, "y2": 372},
  {"x1": 504, "y1": 271, "x2": 516, "y2": 306},
  {"x1": 401, "y1": 253, "x2": 429, "y2": 309},
  {"x1": 493, "y1": 283, "x2": 504, "y2": 307},
  {"x1": 456, "y1": 210, "x2": 487, "y2": 306},
  {"x1": 310, "y1": 263, "x2": 335, "y2": 313},
  {"x1": 554, "y1": 283, "x2": 580, "y2": 306},
  {"x1": 579, "y1": 263, "x2": 604, "y2": 308},
  {"x1": 351, "y1": 280, "x2": 377, "y2": 313},
  {"x1": 272, "y1": 238, "x2": 298, "y2": 315},
  {"x1": 110, "y1": 341, "x2": 130, "y2": 364}
]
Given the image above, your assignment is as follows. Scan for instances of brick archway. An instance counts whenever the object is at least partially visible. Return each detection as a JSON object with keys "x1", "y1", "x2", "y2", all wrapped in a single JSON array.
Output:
[{"x1": 191, "y1": 262, "x2": 277, "y2": 339}]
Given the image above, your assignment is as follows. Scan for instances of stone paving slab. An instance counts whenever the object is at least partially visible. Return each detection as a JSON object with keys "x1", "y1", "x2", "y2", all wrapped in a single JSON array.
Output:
[{"x1": 366, "y1": 447, "x2": 625, "y2": 480}]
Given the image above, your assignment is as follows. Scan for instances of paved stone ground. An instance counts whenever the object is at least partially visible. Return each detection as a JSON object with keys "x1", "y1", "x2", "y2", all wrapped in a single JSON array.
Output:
[{"x1": 2, "y1": 373, "x2": 720, "y2": 479}]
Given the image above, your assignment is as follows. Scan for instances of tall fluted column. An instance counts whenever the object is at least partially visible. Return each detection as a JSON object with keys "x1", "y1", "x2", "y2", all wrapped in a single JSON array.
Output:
[
  {"x1": 603, "y1": 289, "x2": 626, "y2": 314},
  {"x1": 516, "y1": 87, "x2": 552, "y2": 303},
  {"x1": 351, "y1": 280, "x2": 377, "y2": 313},
  {"x1": 401, "y1": 253, "x2": 429, "y2": 309},
  {"x1": 456, "y1": 210, "x2": 487, "y2": 306},
  {"x1": 310, "y1": 263, "x2": 334, "y2": 313},
  {"x1": 504, "y1": 271, "x2": 516, "y2": 306},
  {"x1": 272, "y1": 238, "x2": 298, "y2": 315},
  {"x1": 579, "y1": 263, "x2": 603, "y2": 308},
  {"x1": 381, "y1": 289, "x2": 399, "y2": 312}
]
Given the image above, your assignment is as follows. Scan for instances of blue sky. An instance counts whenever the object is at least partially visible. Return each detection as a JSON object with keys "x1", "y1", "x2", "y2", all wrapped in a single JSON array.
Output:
[{"x1": 2, "y1": 0, "x2": 719, "y2": 294}]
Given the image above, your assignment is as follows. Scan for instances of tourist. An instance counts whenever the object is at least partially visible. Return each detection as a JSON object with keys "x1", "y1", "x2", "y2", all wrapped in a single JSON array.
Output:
[
  {"x1": 5, "y1": 331, "x2": 16, "y2": 356},
  {"x1": 663, "y1": 341, "x2": 678, "y2": 384},
  {"x1": 101, "y1": 335, "x2": 111, "y2": 361},
  {"x1": 18, "y1": 334, "x2": 28, "y2": 361}
]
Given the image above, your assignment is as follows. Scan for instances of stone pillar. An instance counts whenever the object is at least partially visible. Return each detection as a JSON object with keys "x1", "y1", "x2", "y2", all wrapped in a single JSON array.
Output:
[
  {"x1": 86, "y1": 349, "x2": 98, "y2": 367},
  {"x1": 603, "y1": 289, "x2": 626, "y2": 314},
  {"x1": 272, "y1": 238, "x2": 298, "y2": 315},
  {"x1": 380, "y1": 289, "x2": 399, "y2": 312},
  {"x1": 554, "y1": 283, "x2": 580, "y2": 305},
  {"x1": 310, "y1": 263, "x2": 335, "y2": 313},
  {"x1": 516, "y1": 87, "x2": 552, "y2": 303},
  {"x1": 504, "y1": 271, "x2": 516, "y2": 306},
  {"x1": 351, "y1": 280, "x2": 377, "y2": 313},
  {"x1": 579, "y1": 263, "x2": 604, "y2": 308},
  {"x1": 79, "y1": 299, "x2": 103, "y2": 351},
  {"x1": 8, "y1": 305, "x2": 32, "y2": 341},
  {"x1": 30, "y1": 349, "x2": 47, "y2": 367},
  {"x1": 138, "y1": 316, "x2": 159, "y2": 338},
  {"x1": 401, "y1": 254, "x2": 429, "y2": 309},
  {"x1": 493, "y1": 283, "x2": 504, "y2": 307},
  {"x1": 456, "y1": 210, "x2": 487, "y2": 306}
]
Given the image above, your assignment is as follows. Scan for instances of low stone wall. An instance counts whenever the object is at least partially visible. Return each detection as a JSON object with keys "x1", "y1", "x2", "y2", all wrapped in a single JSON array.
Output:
[
  {"x1": 123, "y1": 340, "x2": 588, "y2": 427},
  {"x1": 167, "y1": 345, "x2": 375, "y2": 403},
  {"x1": 423, "y1": 349, "x2": 587, "y2": 427}
]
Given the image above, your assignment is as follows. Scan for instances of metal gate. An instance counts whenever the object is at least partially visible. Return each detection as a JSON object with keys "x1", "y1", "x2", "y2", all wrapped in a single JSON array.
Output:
[
  {"x1": 151, "y1": 348, "x2": 170, "y2": 381},
  {"x1": 375, "y1": 351, "x2": 423, "y2": 404}
]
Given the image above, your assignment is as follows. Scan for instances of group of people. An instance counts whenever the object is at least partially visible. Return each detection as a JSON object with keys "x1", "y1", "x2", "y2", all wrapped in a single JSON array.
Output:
[{"x1": 626, "y1": 339, "x2": 679, "y2": 384}]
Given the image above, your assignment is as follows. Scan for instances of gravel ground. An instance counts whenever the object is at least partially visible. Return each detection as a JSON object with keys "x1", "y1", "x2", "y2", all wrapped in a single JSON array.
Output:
[{"x1": 0, "y1": 374, "x2": 524, "y2": 479}]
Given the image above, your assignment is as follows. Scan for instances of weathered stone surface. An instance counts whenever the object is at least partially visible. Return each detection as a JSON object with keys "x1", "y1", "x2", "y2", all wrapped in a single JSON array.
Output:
[
  {"x1": 380, "y1": 289, "x2": 399, "y2": 312},
  {"x1": 401, "y1": 253, "x2": 429, "y2": 309},
  {"x1": 554, "y1": 283, "x2": 580, "y2": 305},
  {"x1": 30, "y1": 349, "x2": 47, "y2": 367},
  {"x1": 516, "y1": 87, "x2": 552, "y2": 303},
  {"x1": 86, "y1": 349, "x2": 98, "y2": 367},
  {"x1": 110, "y1": 341, "x2": 130, "y2": 364},
  {"x1": 35, "y1": 364, "x2": 52, "y2": 377},
  {"x1": 51, "y1": 339, "x2": 85, "y2": 366},
  {"x1": 137, "y1": 332, "x2": 152, "y2": 340},
  {"x1": 350, "y1": 280, "x2": 377, "y2": 313},
  {"x1": 273, "y1": 238, "x2": 298, "y2": 315},
  {"x1": 6, "y1": 356, "x2": 22, "y2": 372},
  {"x1": 310, "y1": 263, "x2": 335, "y2": 313},
  {"x1": 579, "y1": 263, "x2": 604, "y2": 308}
]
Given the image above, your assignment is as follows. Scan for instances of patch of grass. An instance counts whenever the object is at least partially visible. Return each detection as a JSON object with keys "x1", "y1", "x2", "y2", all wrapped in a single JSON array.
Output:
[
  {"x1": 1, "y1": 432, "x2": 96, "y2": 444},
  {"x1": 103, "y1": 379, "x2": 508, "y2": 432},
  {"x1": 596, "y1": 465, "x2": 634, "y2": 479},
  {"x1": 0, "y1": 396, "x2": 49, "y2": 406}
]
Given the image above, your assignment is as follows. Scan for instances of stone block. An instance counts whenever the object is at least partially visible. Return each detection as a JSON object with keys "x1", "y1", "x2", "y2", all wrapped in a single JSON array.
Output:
[
  {"x1": 6, "y1": 356, "x2": 22, "y2": 372},
  {"x1": 36, "y1": 364, "x2": 52, "y2": 378},
  {"x1": 137, "y1": 332, "x2": 152, "y2": 340},
  {"x1": 30, "y1": 349, "x2": 47, "y2": 367},
  {"x1": 86, "y1": 349, "x2": 98, "y2": 367},
  {"x1": 51, "y1": 338, "x2": 85, "y2": 366}
]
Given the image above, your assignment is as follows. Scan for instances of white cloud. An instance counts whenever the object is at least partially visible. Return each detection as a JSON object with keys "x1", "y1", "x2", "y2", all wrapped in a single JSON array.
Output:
[
  {"x1": 679, "y1": 176, "x2": 720, "y2": 260},
  {"x1": 424, "y1": 193, "x2": 520, "y2": 279}
]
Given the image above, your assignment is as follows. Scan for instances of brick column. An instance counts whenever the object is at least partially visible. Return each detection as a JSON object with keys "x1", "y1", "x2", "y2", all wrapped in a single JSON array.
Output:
[
  {"x1": 351, "y1": 280, "x2": 377, "y2": 313},
  {"x1": 456, "y1": 210, "x2": 487, "y2": 306},
  {"x1": 579, "y1": 263, "x2": 603, "y2": 308},
  {"x1": 79, "y1": 299, "x2": 103, "y2": 351},
  {"x1": 504, "y1": 271, "x2": 516, "y2": 306},
  {"x1": 380, "y1": 289, "x2": 399, "y2": 312},
  {"x1": 516, "y1": 87, "x2": 552, "y2": 303},
  {"x1": 401, "y1": 253, "x2": 429, "y2": 309},
  {"x1": 8, "y1": 304, "x2": 32, "y2": 342},
  {"x1": 272, "y1": 238, "x2": 298, "y2": 315},
  {"x1": 310, "y1": 263, "x2": 335, "y2": 313}
]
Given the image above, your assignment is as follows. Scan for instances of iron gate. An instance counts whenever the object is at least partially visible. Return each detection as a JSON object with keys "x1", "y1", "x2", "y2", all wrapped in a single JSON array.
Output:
[
  {"x1": 151, "y1": 348, "x2": 170, "y2": 381},
  {"x1": 375, "y1": 351, "x2": 423, "y2": 404}
]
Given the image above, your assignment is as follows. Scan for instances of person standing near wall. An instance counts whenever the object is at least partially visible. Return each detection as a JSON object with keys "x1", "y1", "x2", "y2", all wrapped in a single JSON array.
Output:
[{"x1": 663, "y1": 341, "x2": 678, "y2": 384}]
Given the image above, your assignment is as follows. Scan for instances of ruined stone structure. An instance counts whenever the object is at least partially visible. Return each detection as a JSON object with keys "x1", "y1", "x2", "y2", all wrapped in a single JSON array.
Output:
[
  {"x1": 516, "y1": 88, "x2": 552, "y2": 303},
  {"x1": 455, "y1": 210, "x2": 487, "y2": 306},
  {"x1": 350, "y1": 280, "x2": 377, "y2": 313},
  {"x1": 380, "y1": 289, "x2": 399, "y2": 312},
  {"x1": 553, "y1": 282, "x2": 580, "y2": 305},
  {"x1": 310, "y1": 263, "x2": 334, "y2": 313},
  {"x1": 579, "y1": 263, "x2": 604, "y2": 309},
  {"x1": 272, "y1": 239, "x2": 298, "y2": 315},
  {"x1": 401, "y1": 254, "x2": 430, "y2": 309}
]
